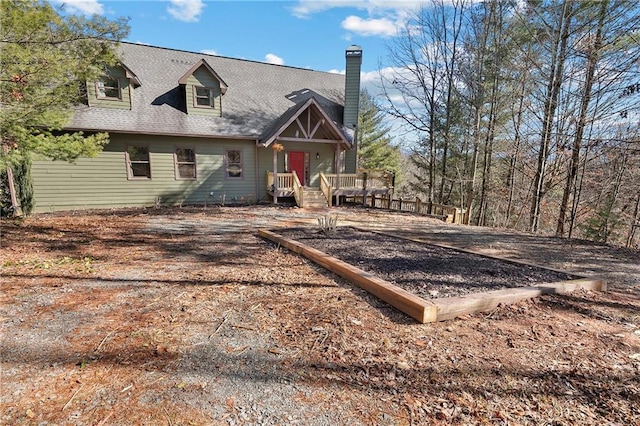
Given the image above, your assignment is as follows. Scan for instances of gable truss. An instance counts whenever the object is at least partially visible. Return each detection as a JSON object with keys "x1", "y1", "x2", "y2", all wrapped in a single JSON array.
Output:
[{"x1": 262, "y1": 97, "x2": 349, "y2": 147}]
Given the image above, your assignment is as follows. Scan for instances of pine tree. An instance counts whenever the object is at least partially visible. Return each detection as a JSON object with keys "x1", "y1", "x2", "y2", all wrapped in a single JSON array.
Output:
[
  {"x1": 357, "y1": 90, "x2": 401, "y2": 177},
  {"x1": 1, "y1": 1, "x2": 128, "y2": 214}
]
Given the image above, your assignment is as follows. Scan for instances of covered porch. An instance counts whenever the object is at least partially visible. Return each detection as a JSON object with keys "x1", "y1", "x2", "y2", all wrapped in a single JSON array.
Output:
[
  {"x1": 266, "y1": 169, "x2": 394, "y2": 208},
  {"x1": 259, "y1": 94, "x2": 360, "y2": 207}
]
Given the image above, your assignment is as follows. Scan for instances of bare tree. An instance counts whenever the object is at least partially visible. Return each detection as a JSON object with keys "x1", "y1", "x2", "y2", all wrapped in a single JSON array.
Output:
[
  {"x1": 528, "y1": 0, "x2": 575, "y2": 233},
  {"x1": 381, "y1": 0, "x2": 469, "y2": 212}
]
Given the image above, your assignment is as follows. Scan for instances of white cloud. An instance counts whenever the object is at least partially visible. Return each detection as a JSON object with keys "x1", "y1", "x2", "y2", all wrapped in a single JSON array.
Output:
[
  {"x1": 292, "y1": 1, "x2": 420, "y2": 19},
  {"x1": 342, "y1": 15, "x2": 398, "y2": 37},
  {"x1": 201, "y1": 49, "x2": 218, "y2": 55},
  {"x1": 265, "y1": 53, "x2": 285, "y2": 65},
  {"x1": 167, "y1": 0, "x2": 205, "y2": 23},
  {"x1": 292, "y1": 1, "x2": 417, "y2": 39},
  {"x1": 51, "y1": 0, "x2": 104, "y2": 15},
  {"x1": 328, "y1": 69, "x2": 345, "y2": 75}
]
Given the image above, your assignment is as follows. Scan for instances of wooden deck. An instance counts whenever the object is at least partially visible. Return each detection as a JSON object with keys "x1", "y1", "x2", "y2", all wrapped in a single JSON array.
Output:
[
  {"x1": 265, "y1": 170, "x2": 468, "y2": 223},
  {"x1": 267, "y1": 170, "x2": 394, "y2": 208}
]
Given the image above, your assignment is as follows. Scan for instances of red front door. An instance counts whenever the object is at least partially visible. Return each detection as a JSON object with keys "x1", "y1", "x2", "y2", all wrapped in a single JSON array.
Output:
[{"x1": 289, "y1": 151, "x2": 305, "y2": 185}]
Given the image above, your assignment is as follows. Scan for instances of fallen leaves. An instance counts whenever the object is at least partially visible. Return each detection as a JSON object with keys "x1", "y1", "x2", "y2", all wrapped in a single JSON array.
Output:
[{"x1": 2, "y1": 208, "x2": 640, "y2": 425}]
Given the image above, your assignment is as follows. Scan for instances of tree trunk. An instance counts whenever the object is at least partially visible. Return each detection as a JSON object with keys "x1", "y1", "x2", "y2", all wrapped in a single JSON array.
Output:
[
  {"x1": 506, "y1": 76, "x2": 526, "y2": 226},
  {"x1": 530, "y1": 0, "x2": 574, "y2": 233},
  {"x1": 600, "y1": 152, "x2": 627, "y2": 244},
  {"x1": 1, "y1": 143, "x2": 23, "y2": 217},
  {"x1": 627, "y1": 190, "x2": 640, "y2": 248},
  {"x1": 556, "y1": 0, "x2": 606, "y2": 238},
  {"x1": 438, "y1": 0, "x2": 465, "y2": 205},
  {"x1": 568, "y1": 140, "x2": 592, "y2": 239},
  {"x1": 465, "y1": 109, "x2": 482, "y2": 224}
]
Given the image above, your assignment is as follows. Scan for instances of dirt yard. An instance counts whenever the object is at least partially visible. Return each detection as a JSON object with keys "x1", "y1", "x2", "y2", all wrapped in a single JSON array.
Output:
[{"x1": 1, "y1": 205, "x2": 639, "y2": 425}]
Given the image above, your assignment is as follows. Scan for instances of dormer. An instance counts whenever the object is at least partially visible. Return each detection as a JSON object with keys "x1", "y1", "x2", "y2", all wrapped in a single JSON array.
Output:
[
  {"x1": 88, "y1": 63, "x2": 140, "y2": 110},
  {"x1": 178, "y1": 59, "x2": 227, "y2": 117}
]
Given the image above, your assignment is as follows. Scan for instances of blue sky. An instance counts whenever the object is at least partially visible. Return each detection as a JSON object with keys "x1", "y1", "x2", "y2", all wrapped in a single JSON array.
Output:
[{"x1": 51, "y1": 1, "x2": 420, "y2": 81}]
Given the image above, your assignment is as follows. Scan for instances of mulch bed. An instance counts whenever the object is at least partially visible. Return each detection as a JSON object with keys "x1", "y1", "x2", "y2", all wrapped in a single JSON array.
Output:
[{"x1": 276, "y1": 226, "x2": 577, "y2": 300}]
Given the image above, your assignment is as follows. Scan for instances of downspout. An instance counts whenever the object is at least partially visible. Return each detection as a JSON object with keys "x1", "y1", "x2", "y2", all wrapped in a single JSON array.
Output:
[
  {"x1": 254, "y1": 141, "x2": 259, "y2": 204},
  {"x1": 352, "y1": 124, "x2": 358, "y2": 169},
  {"x1": 272, "y1": 146, "x2": 278, "y2": 204},
  {"x1": 335, "y1": 145, "x2": 340, "y2": 206}
]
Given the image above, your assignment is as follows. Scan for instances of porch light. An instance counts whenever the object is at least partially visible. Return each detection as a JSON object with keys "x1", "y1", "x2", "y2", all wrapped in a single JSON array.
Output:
[{"x1": 316, "y1": 152, "x2": 320, "y2": 160}]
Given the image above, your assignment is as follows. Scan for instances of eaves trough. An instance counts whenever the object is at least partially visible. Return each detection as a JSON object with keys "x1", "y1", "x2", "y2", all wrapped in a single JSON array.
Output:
[{"x1": 258, "y1": 228, "x2": 607, "y2": 323}]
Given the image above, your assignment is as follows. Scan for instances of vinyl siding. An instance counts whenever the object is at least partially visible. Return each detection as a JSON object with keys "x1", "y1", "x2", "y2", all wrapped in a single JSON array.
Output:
[
  {"x1": 86, "y1": 66, "x2": 132, "y2": 110},
  {"x1": 31, "y1": 134, "x2": 257, "y2": 212},
  {"x1": 344, "y1": 149, "x2": 357, "y2": 173},
  {"x1": 185, "y1": 67, "x2": 222, "y2": 117}
]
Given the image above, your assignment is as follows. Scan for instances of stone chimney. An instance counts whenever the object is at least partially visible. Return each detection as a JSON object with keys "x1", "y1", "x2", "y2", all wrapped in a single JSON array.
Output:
[{"x1": 343, "y1": 45, "x2": 362, "y2": 173}]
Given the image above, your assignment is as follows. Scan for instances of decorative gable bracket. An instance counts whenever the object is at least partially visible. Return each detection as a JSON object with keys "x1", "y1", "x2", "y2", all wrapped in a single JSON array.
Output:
[{"x1": 260, "y1": 97, "x2": 350, "y2": 149}]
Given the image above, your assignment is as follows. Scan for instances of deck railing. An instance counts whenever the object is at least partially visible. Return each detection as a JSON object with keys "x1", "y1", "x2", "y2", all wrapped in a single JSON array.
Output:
[
  {"x1": 324, "y1": 170, "x2": 394, "y2": 190},
  {"x1": 291, "y1": 171, "x2": 303, "y2": 207},
  {"x1": 324, "y1": 174, "x2": 356, "y2": 189},
  {"x1": 266, "y1": 172, "x2": 294, "y2": 191},
  {"x1": 268, "y1": 170, "x2": 393, "y2": 192},
  {"x1": 352, "y1": 194, "x2": 465, "y2": 224},
  {"x1": 319, "y1": 173, "x2": 333, "y2": 207}
]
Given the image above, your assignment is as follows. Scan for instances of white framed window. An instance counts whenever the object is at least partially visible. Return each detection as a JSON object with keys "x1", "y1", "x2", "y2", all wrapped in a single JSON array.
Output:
[
  {"x1": 174, "y1": 147, "x2": 196, "y2": 180},
  {"x1": 126, "y1": 146, "x2": 151, "y2": 180},
  {"x1": 96, "y1": 76, "x2": 121, "y2": 100},
  {"x1": 225, "y1": 149, "x2": 243, "y2": 179},
  {"x1": 194, "y1": 86, "x2": 214, "y2": 108}
]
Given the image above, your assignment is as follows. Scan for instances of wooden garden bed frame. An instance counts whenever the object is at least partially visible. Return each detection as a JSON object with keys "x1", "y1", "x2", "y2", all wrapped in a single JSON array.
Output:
[{"x1": 258, "y1": 228, "x2": 607, "y2": 323}]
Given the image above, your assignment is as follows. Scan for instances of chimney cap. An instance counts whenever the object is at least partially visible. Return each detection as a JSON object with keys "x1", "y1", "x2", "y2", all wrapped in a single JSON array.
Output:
[{"x1": 346, "y1": 45, "x2": 362, "y2": 56}]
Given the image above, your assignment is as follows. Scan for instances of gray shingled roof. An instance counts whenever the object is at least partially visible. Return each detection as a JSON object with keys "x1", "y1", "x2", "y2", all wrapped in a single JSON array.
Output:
[{"x1": 67, "y1": 42, "x2": 346, "y2": 141}]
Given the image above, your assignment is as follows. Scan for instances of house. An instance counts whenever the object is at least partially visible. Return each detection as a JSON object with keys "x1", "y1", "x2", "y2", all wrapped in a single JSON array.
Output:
[{"x1": 30, "y1": 42, "x2": 393, "y2": 212}]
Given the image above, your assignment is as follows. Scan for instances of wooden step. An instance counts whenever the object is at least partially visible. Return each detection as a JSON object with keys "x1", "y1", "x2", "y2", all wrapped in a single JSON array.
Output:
[{"x1": 301, "y1": 189, "x2": 328, "y2": 208}]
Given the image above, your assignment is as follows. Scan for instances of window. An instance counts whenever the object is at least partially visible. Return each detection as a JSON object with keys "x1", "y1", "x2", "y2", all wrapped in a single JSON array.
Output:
[
  {"x1": 126, "y1": 146, "x2": 151, "y2": 179},
  {"x1": 194, "y1": 86, "x2": 214, "y2": 108},
  {"x1": 174, "y1": 147, "x2": 196, "y2": 179},
  {"x1": 225, "y1": 149, "x2": 243, "y2": 178},
  {"x1": 96, "y1": 76, "x2": 121, "y2": 99}
]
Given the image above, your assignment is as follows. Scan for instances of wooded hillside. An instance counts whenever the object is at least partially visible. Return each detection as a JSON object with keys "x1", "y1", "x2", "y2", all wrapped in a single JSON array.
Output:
[{"x1": 381, "y1": 0, "x2": 640, "y2": 247}]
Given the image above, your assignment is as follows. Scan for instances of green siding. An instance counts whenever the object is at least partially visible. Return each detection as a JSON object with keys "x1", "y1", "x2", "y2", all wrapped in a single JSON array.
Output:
[
  {"x1": 185, "y1": 67, "x2": 222, "y2": 117},
  {"x1": 86, "y1": 66, "x2": 132, "y2": 110},
  {"x1": 31, "y1": 134, "x2": 257, "y2": 212},
  {"x1": 344, "y1": 149, "x2": 357, "y2": 173}
]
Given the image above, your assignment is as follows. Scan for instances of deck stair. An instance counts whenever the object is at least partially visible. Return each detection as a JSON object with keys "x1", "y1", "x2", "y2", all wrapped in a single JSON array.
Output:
[{"x1": 301, "y1": 187, "x2": 328, "y2": 208}]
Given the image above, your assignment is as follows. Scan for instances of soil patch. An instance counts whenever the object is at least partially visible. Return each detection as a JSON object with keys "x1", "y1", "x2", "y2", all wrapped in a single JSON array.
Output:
[{"x1": 276, "y1": 227, "x2": 577, "y2": 299}]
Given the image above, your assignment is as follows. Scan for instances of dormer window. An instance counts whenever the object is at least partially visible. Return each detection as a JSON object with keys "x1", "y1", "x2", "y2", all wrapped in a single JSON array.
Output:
[
  {"x1": 194, "y1": 86, "x2": 214, "y2": 108},
  {"x1": 87, "y1": 63, "x2": 139, "y2": 109},
  {"x1": 96, "y1": 76, "x2": 121, "y2": 100},
  {"x1": 178, "y1": 59, "x2": 227, "y2": 117}
]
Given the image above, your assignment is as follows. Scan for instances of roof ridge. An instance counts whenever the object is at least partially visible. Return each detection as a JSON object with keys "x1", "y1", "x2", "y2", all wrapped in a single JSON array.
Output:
[{"x1": 119, "y1": 41, "x2": 340, "y2": 76}]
